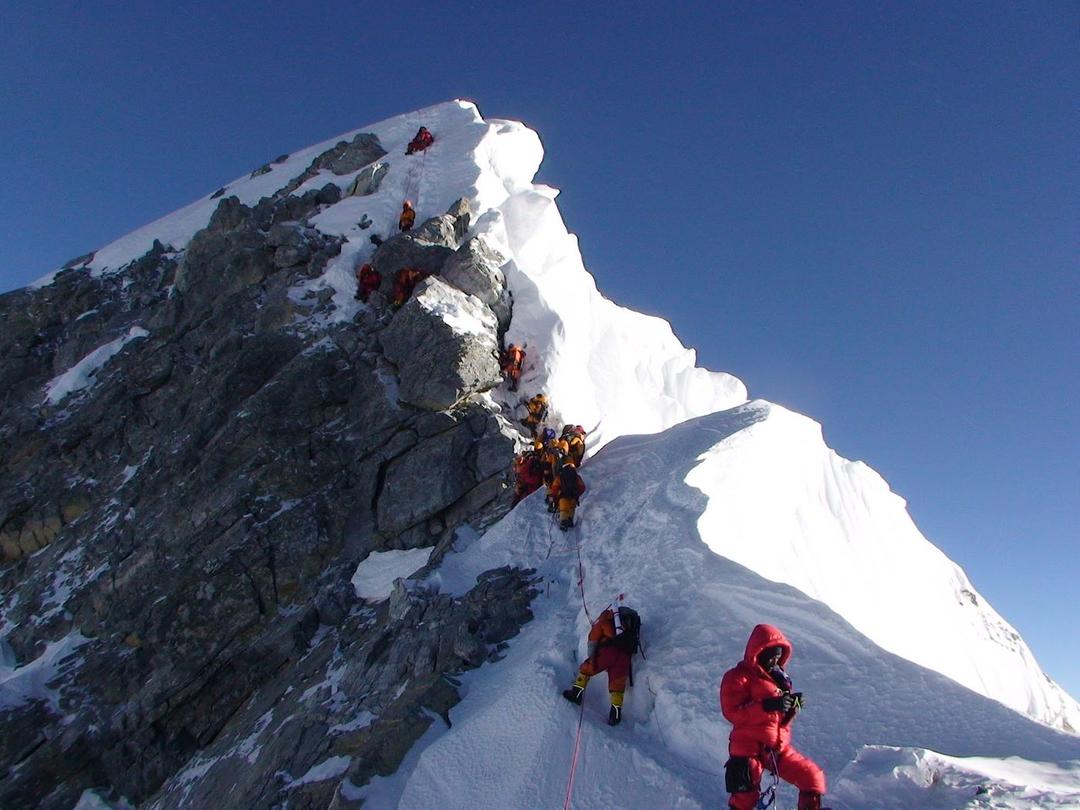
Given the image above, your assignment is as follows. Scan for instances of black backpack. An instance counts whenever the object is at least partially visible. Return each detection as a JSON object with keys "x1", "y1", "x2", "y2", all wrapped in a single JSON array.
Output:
[
  {"x1": 608, "y1": 606, "x2": 641, "y2": 655},
  {"x1": 559, "y1": 464, "x2": 579, "y2": 493}
]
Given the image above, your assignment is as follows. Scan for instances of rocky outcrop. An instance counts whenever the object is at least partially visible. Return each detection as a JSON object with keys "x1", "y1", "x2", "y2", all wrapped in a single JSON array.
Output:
[
  {"x1": 441, "y1": 237, "x2": 513, "y2": 334},
  {"x1": 381, "y1": 278, "x2": 502, "y2": 411},
  {"x1": 346, "y1": 162, "x2": 389, "y2": 197},
  {"x1": 0, "y1": 183, "x2": 529, "y2": 807},
  {"x1": 277, "y1": 133, "x2": 388, "y2": 198}
]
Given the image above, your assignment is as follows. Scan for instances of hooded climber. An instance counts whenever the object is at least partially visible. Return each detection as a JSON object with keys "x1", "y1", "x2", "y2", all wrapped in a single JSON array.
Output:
[
  {"x1": 522, "y1": 393, "x2": 548, "y2": 437},
  {"x1": 720, "y1": 624, "x2": 828, "y2": 810},
  {"x1": 405, "y1": 126, "x2": 434, "y2": 155},
  {"x1": 392, "y1": 267, "x2": 426, "y2": 308},
  {"x1": 354, "y1": 263, "x2": 381, "y2": 302},
  {"x1": 547, "y1": 461, "x2": 585, "y2": 530},
  {"x1": 562, "y1": 604, "x2": 641, "y2": 726},
  {"x1": 500, "y1": 343, "x2": 526, "y2": 391},
  {"x1": 398, "y1": 200, "x2": 416, "y2": 232}
]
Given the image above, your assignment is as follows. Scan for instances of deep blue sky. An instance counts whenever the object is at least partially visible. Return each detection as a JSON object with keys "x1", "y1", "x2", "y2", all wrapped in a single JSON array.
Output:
[{"x1": 2, "y1": 4, "x2": 1077, "y2": 698}]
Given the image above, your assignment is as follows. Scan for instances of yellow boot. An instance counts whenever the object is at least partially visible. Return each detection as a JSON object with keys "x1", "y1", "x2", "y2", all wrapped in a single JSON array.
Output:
[
  {"x1": 563, "y1": 673, "x2": 589, "y2": 705},
  {"x1": 608, "y1": 690, "x2": 624, "y2": 725}
]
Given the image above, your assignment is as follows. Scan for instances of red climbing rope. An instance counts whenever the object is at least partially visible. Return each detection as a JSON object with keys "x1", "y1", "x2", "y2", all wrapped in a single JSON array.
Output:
[{"x1": 562, "y1": 699, "x2": 586, "y2": 810}]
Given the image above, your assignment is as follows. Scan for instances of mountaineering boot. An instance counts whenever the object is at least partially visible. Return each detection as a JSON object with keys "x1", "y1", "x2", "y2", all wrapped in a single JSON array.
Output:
[
  {"x1": 607, "y1": 690, "x2": 624, "y2": 726},
  {"x1": 559, "y1": 519, "x2": 572, "y2": 532},
  {"x1": 563, "y1": 674, "x2": 588, "y2": 705}
]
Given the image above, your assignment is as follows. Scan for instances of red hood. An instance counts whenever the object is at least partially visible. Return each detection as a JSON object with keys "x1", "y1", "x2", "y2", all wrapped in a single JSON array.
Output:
[{"x1": 742, "y1": 624, "x2": 792, "y2": 670}]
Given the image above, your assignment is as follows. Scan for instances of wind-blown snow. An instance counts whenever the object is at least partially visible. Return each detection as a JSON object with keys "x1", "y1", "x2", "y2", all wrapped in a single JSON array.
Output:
[
  {"x1": 831, "y1": 746, "x2": 1080, "y2": 809},
  {"x1": 43, "y1": 326, "x2": 149, "y2": 405},
  {"x1": 687, "y1": 403, "x2": 1080, "y2": 733}
]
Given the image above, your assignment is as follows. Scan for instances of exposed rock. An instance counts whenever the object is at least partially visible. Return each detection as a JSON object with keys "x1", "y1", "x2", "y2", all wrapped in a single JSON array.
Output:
[
  {"x1": 62, "y1": 251, "x2": 96, "y2": 270},
  {"x1": 250, "y1": 163, "x2": 273, "y2": 178},
  {"x1": 441, "y1": 236, "x2": 512, "y2": 333},
  {"x1": 0, "y1": 159, "x2": 527, "y2": 808},
  {"x1": 278, "y1": 133, "x2": 387, "y2": 197},
  {"x1": 346, "y1": 161, "x2": 389, "y2": 197},
  {"x1": 368, "y1": 198, "x2": 474, "y2": 289},
  {"x1": 381, "y1": 277, "x2": 501, "y2": 411}
]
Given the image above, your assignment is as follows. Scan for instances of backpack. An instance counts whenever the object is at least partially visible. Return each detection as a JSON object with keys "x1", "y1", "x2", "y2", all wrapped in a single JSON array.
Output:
[
  {"x1": 608, "y1": 606, "x2": 641, "y2": 655},
  {"x1": 558, "y1": 464, "x2": 577, "y2": 489}
]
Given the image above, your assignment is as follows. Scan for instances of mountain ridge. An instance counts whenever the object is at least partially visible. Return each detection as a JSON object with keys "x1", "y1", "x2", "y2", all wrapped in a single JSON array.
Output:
[{"x1": 1, "y1": 100, "x2": 1075, "y2": 808}]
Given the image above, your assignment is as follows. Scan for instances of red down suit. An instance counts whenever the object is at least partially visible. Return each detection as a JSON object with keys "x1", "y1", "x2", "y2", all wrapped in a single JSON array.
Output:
[{"x1": 719, "y1": 624, "x2": 825, "y2": 810}]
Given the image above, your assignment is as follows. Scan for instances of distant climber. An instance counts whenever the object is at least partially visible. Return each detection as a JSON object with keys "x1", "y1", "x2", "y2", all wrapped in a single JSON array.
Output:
[
  {"x1": 540, "y1": 433, "x2": 567, "y2": 502},
  {"x1": 354, "y1": 263, "x2": 381, "y2": 302},
  {"x1": 563, "y1": 424, "x2": 586, "y2": 466},
  {"x1": 562, "y1": 604, "x2": 641, "y2": 726},
  {"x1": 399, "y1": 200, "x2": 416, "y2": 232},
  {"x1": 548, "y1": 461, "x2": 585, "y2": 530},
  {"x1": 405, "y1": 126, "x2": 435, "y2": 155},
  {"x1": 500, "y1": 343, "x2": 526, "y2": 391},
  {"x1": 522, "y1": 393, "x2": 548, "y2": 437},
  {"x1": 720, "y1": 624, "x2": 828, "y2": 810},
  {"x1": 512, "y1": 445, "x2": 546, "y2": 505},
  {"x1": 392, "y1": 267, "x2": 426, "y2": 308}
]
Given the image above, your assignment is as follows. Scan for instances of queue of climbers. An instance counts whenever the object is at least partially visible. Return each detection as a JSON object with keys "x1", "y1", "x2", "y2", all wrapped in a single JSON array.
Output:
[
  {"x1": 347, "y1": 123, "x2": 433, "y2": 304},
  {"x1": 501, "y1": 378, "x2": 828, "y2": 806}
]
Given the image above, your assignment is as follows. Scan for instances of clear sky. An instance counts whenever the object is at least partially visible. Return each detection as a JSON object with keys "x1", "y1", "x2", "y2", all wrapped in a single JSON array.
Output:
[{"x1": 2, "y1": 3, "x2": 1077, "y2": 698}]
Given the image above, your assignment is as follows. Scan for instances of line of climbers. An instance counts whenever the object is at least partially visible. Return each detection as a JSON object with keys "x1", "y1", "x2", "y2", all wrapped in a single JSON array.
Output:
[
  {"x1": 560, "y1": 611, "x2": 830, "y2": 809},
  {"x1": 512, "y1": 420, "x2": 588, "y2": 531},
  {"x1": 350, "y1": 126, "x2": 436, "y2": 305},
  {"x1": 353, "y1": 263, "x2": 430, "y2": 309}
]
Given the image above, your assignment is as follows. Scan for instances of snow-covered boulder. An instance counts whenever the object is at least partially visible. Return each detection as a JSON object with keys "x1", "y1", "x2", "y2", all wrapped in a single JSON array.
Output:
[{"x1": 381, "y1": 277, "x2": 502, "y2": 411}]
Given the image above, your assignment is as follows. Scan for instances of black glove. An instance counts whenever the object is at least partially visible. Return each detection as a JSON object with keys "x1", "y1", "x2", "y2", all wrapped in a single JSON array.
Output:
[{"x1": 763, "y1": 693, "x2": 795, "y2": 713}]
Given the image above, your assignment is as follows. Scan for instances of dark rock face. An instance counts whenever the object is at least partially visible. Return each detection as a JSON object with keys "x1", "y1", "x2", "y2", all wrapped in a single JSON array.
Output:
[
  {"x1": 381, "y1": 277, "x2": 502, "y2": 412},
  {"x1": 0, "y1": 186, "x2": 529, "y2": 807},
  {"x1": 278, "y1": 133, "x2": 388, "y2": 198}
]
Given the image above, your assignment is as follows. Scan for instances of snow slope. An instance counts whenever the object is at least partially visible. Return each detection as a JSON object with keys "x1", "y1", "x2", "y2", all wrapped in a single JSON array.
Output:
[
  {"x1": 36, "y1": 100, "x2": 1077, "y2": 737},
  {"x1": 380, "y1": 405, "x2": 1080, "y2": 808}
]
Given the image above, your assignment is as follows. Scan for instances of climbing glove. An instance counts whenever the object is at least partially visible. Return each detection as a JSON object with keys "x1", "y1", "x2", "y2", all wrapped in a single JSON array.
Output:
[{"x1": 763, "y1": 693, "x2": 796, "y2": 713}]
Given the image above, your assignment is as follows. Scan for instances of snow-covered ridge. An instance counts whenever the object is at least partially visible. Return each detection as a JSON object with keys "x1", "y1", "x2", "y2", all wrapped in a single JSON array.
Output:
[
  {"x1": 36, "y1": 100, "x2": 1077, "y2": 735},
  {"x1": 381, "y1": 405, "x2": 1080, "y2": 808}
]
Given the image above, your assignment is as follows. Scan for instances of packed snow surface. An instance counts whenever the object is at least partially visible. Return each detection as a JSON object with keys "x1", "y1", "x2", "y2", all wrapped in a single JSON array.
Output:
[
  {"x1": 351, "y1": 548, "x2": 433, "y2": 601},
  {"x1": 831, "y1": 746, "x2": 1080, "y2": 809},
  {"x1": 398, "y1": 404, "x2": 1080, "y2": 808}
]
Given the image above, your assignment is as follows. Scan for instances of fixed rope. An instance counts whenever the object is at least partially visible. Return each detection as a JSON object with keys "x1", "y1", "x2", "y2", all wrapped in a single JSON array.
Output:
[{"x1": 562, "y1": 699, "x2": 586, "y2": 810}]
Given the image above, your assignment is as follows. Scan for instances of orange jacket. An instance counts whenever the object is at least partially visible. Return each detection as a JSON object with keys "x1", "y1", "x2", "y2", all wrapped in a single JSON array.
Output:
[{"x1": 399, "y1": 204, "x2": 416, "y2": 231}]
